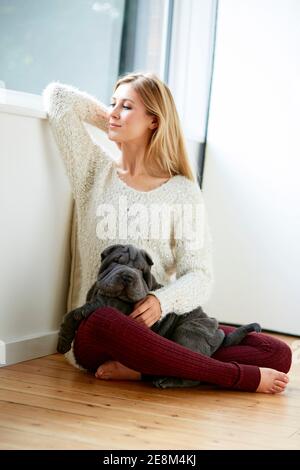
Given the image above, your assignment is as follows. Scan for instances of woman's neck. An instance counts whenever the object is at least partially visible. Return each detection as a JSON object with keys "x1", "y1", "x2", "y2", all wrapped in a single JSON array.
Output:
[
  {"x1": 117, "y1": 149, "x2": 147, "y2": 177},
  {"x1": 116, "y1": 144, "x2": 170, "y2": 179}
]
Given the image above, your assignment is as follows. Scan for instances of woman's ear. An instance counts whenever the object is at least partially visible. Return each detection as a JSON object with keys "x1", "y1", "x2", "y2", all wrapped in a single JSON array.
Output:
[{"x1": 149, "y1": 116, "x2": 158, "y2": 130}]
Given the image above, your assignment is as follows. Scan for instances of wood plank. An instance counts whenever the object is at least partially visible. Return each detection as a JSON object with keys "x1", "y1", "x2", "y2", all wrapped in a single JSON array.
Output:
[
  {"x1": 1, "y1": 398, "x2": 297, "y2": 450},
  {"x1": 0, "y1": 382, "x2": 298, "y2": 449},
  {"x1": 0, "y1": 426, "x2": 95, "y2": 450},
  {"x1": 0, "y1": 374, "x2": 299, "y2": 430}
]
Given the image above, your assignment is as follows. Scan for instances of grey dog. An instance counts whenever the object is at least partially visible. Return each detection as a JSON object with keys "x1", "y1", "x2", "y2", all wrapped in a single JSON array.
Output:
[{"x1": 57, "y1": 243, "x2": 261, "y2": 388}]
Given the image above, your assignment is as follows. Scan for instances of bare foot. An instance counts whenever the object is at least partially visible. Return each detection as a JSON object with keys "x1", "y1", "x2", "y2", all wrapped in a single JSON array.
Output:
[
  {"x1": 256, "y1": 367, "x2": 289, "y2": 393},
  {"x1": 95, "y1": 360, "x2": 142, "y2": 381}
]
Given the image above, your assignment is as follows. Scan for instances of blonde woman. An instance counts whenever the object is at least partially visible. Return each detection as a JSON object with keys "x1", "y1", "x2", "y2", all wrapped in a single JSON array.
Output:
[{"x1": 43, "y1": 72, "x2": 291, "y2": 393}]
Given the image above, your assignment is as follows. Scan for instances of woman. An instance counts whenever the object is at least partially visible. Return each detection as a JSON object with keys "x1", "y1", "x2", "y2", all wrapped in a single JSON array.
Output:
[{"x1": 43, "y1": 72, "x2": 291, "y2": 393}]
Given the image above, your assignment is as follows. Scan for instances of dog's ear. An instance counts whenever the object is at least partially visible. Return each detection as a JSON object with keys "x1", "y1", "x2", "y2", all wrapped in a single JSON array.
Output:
[
  {"x1": 139, "y1": 249, "x2": 161, "y2": 290},
  {"x1": 143, "y1": 269, "x2": 162, "y2": 291},
  {"x1": 101, "y1": 244, "x2": 126, "y2": 261},
  {"x1": 140, "y1": 249, "x2": 154, "y2": 267}
]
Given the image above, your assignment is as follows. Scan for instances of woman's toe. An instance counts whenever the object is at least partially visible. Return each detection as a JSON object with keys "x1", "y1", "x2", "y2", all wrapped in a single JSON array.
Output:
[
  {"x1": 95, "y1": 365, "x2": 108, "y2": 379},
  {"x1": 278, "y1": 372, "x2": 289, "y2": 383},
  {"x1": 271, "y1": 386, "x2": 285, "y2": 394},
  {"x1": 274, "y1": 379, "x2": 287, "y2": 388}
]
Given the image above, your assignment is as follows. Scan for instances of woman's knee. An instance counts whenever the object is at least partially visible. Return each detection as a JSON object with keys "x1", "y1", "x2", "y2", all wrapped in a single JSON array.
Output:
[
  {"x1": 74, "y1": 307, "x2": 122, "y2": 370},
  {"x1": 84, "y1": 306, "x2": 125, "y2": 337},
  {"x1": 276, "y1": 339, "x2": 292, "y2": 373},
  {"x1": 262, "y1": 335, "x2": 292, "y2": 373}
]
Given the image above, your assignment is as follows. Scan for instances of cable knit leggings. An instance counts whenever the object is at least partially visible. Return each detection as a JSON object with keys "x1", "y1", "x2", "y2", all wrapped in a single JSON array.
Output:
[{"x1": 73, "y1": 307, "x2": 292, "y2": 392}]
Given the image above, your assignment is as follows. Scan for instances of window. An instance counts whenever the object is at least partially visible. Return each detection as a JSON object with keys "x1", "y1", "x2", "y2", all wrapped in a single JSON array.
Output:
[
  {"x1": 119, "y1": 0, "x2": 173, "y2": 80},
  {"x1": 168, "y1": 0, "x2": 218, "y2": 184},
  {"x1": 0, "y1": 0, "x2": 216, "y2": 185},
  {"x1": 0, "y1": 0, "x2": 125, "y2": 102},
  {"x1": 0, "y1": 0, "x2": 173, "y2": 102}
]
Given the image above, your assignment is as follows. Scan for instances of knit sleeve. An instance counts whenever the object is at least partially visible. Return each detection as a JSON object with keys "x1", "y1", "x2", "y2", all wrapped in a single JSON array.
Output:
[
  {"x1": 149, "y1": 183, "x2": 214, "y2": 318},
  {"x1": 42, "y1": 81, "x2": 112, "y2": 199}
]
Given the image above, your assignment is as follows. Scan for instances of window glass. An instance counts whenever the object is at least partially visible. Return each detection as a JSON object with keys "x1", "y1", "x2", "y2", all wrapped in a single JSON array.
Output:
[
  {"x1": 0, "y1": 0, "x2": 125, "y2": 102},
  {"x1": 120, "y1": 0, "x2": 172, "y2": 80}
]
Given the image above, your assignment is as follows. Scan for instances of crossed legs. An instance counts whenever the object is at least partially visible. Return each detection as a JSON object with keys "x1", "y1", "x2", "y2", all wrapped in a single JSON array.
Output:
[{"x1": 73, "y1": 307, "x2": 291, "y2": 393}]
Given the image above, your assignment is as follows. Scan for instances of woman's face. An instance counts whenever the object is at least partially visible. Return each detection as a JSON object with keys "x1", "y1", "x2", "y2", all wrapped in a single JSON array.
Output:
[{"x1": 107, "y1": 83, "x2": 157, "y2": 145}]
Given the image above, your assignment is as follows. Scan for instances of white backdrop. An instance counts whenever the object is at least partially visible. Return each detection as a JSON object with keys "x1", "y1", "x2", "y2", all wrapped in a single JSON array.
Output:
[{"x1": 203, "y1": 0, "x2": 300, "y2": 335}]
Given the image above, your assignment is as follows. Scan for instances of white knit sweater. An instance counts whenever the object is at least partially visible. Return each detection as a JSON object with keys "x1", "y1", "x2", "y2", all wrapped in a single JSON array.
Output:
[{"x1": 42, "y1": 82, "x2": 214, "y2": 324}]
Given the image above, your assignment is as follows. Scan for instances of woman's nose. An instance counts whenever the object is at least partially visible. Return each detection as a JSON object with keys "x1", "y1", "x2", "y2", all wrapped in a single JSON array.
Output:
[{"x1": 110, "y1": 106, "x2": 120, "y2": 120}]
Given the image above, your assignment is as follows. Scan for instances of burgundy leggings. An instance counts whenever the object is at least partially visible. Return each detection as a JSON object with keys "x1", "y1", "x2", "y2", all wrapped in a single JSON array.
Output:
[{"x1": 73, "y1": 307, "x2": 292, "y2": 392}]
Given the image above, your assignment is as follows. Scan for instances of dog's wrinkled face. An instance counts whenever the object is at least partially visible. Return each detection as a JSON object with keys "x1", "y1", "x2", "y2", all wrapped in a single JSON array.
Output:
[{"x1": 94, "y1": 244, "x2": 161, "y2": 303}]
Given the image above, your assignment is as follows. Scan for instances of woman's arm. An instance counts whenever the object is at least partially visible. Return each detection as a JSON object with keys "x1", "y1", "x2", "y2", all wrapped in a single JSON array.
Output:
[
  {"x1": 149, "y1": 184, "x2": 214, "y2": 319},
  {"x1": 42, "y1": 82, "x2": 112, "y2": 199}
]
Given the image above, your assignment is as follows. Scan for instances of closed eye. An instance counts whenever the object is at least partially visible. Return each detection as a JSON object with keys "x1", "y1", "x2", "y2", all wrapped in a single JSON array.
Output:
[{"x1": 109, "y1": 103, "x2": 131, "y2": 110}]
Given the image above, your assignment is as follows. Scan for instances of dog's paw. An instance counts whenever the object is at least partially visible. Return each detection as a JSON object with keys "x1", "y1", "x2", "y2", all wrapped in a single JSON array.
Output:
[
  {"x1": 153, "y1": 377, "x2": 201, "y2": 389},
  {"x1": 73, "y1": 308, "x2": 85, "y2": 321},
  {"x1": 253, "y1": 323, "x2": 262, "y2": 333},
  {"x1": 248, "y1": 322, "x2": 262, "y2": 333},
  {"x1": 57, "y1": 337, "x2": 72, "y2": 354},
  {"x1": 73, "y1": 308, "x2": 86, "y2": 321}
]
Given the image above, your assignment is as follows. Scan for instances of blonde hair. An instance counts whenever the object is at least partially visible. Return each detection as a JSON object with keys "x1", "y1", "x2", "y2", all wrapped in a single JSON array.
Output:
[{"x1": 114, "y1": 72, "x2": 195, "y2": 182}]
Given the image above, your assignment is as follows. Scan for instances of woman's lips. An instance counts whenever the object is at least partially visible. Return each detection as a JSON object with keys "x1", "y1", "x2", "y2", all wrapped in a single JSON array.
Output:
[{"x1": 109, "y1": 123, "x2": 121, "y2": 128}]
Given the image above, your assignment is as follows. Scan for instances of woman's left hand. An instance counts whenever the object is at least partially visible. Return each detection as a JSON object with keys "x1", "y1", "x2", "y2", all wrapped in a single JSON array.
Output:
[{"x1": 129, "y1": 294, "x2": 162, "y2": 328}]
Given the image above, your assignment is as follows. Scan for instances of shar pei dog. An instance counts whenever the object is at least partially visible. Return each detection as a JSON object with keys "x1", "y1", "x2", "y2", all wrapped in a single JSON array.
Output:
[{"x1": 57, "y1": 243, "x2": 261, "y2": 388}]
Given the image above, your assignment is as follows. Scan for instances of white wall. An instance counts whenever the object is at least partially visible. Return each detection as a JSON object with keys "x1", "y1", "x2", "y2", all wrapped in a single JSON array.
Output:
[
  {"x1": 0, "y1": 96, "x2": 73, "y2": 365},
  {"x1": 203, "y1": 0, "x2": 300, "y2": 334},
  {"x1": 0, "y1": 90, "x2": 120, "y2": 366}
]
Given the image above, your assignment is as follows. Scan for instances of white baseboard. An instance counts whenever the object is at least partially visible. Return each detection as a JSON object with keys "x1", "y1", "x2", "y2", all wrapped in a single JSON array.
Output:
[{"x1": 0, "y1": 331, "x2": 59, "y2": 366}]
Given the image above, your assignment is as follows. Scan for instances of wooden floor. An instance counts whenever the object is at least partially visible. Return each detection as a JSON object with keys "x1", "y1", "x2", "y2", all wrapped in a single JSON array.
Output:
[{"x1": 0, "y1": 333, "x2": 299, "y2": 450}]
